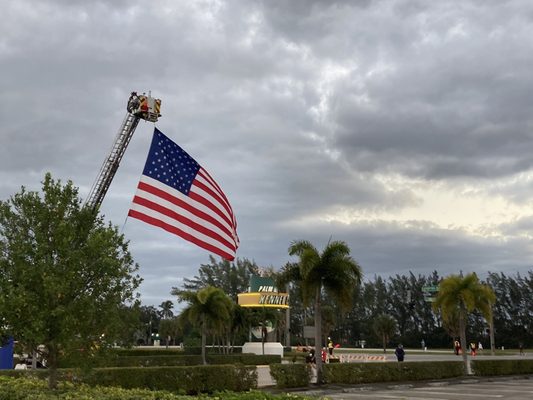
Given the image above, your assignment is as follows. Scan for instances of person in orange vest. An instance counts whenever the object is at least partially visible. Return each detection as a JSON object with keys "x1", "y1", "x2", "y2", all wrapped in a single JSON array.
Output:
[
  {"x1": 470, "y1": 342, "x2": 477, "y2": 356},
  {"x1": 454, "y1": 339, "x2": 461, "y2": 355}
]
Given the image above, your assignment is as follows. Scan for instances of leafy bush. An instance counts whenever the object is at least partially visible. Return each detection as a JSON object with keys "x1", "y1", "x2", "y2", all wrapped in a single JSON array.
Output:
[
  {"x1": 0, "y1": 376, "x2": 314, "y2": 400},
  {"x1": 269, "y1": 363, "x2": 311, "y2": 388},
  {"x1": 59, "y1": 353, "x2": 280, "y2": 368},
  {"x1": 59, "y1": 354, "x2": 201, "y2": 368},
  {"x1": 81, "y1": 365, "x2": 258, "y2": 394},
  {"x1": 472, "y1": 359, "x2": 533, "y2": 375},
  {"x1": 324, "y1": 361, "x2": 464, "y2": 384}
]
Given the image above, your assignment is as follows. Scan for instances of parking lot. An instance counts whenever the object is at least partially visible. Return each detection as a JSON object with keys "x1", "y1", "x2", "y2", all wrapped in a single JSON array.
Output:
[{"x1": 295, "y1": 377, "x2": 533, "y2": 400}]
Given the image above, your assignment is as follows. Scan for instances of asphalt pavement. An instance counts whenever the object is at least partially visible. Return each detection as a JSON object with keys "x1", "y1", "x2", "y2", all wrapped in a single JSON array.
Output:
[
  {"x1": 257, "y1": 349, "x2": 533, "y2": 395},
  {"x1": 288, "y1": 376, "x2": 533, "y2": 399}
]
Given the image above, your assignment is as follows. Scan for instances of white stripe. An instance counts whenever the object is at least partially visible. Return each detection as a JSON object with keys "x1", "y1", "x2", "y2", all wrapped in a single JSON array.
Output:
[
  {"x1": 193, "y1": 173, "x2": 234, "y2": 224},
  {"x1": 140, "y1": 175, "x2": 233, "y2": 229},
  {"x1": 133, "y1": 186, "x2": 235, "y2": 247},
  {"x1": 135, "y1": 176, "x2": 237, "y2": 246},
  {"x1": 129, "y1": 201, "x2": 236, "y2": 256},
  {"x1": 198, "y1": 168, "x2": 233, "y2": 214}
]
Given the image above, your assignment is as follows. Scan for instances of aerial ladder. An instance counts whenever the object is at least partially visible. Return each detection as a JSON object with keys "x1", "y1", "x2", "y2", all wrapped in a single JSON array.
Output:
[{"x1": 85, "y1": 92, "x2": 162, "y2": 212}]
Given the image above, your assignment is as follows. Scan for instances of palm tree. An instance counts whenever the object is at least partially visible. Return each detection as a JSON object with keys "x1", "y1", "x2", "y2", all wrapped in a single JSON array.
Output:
[
  {"x1": 159, "y1": 300, "x2": 174, "y2": 320},
  {"x1": 174, "y1": 286, "x2": 233, "y2": 365},
  {"x1": 372, "y1": 314, "x2": 397, "y2": 353},
  {"x1": 433, "y1": 273, "x2": 496, "y2": 374},
  {"x1": 478, "y1": 284, "x2": 496, "y2": 355},
  {"x1": 287, "y1": 240, "x2": 363, "y2": 384}
]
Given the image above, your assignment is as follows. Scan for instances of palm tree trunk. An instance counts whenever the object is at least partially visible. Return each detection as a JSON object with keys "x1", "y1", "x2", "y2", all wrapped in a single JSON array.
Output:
[
  {"x1": 489, "y1": 309, "x2": 495, "y2": 356},
  {"x1": 285, "y1": 286, "x2": 291, "y2": 347},
  {"x1": 382, "y1": 334, "x2": 386, "y2": 353},
  {"x1": 459, "y1": 308, "x2": 471, "y2": 375},
  {"x1": 314, "y1": 285, "x2": 323, "y2": 384},
  {"x1": 201, "y1": 315, "x2": 207, "y2": 365}
]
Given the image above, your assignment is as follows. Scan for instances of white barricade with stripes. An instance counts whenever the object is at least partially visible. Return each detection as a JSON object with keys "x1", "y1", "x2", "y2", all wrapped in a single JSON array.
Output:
[{"x1": 339, "y1": 353, "x2": 387, "y2": 363}]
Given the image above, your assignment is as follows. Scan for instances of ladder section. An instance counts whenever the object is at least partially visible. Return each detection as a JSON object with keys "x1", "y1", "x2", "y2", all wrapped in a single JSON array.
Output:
[{"x1": 85, "y1": 113, "x2": 140, "y2": 211}]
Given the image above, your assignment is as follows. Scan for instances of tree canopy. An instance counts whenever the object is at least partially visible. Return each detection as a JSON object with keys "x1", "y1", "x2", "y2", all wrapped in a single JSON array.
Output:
[
  {"x1": 372, "y1": 314, "x2": 397, "y2": 353},
  {"x1": 287, "y1": 239, "x2": 362, "y2": 384},
  {"x1": 180, "y1": 256, "x2": 260, "y2": 300},
  {"x1": 0, "y1": 174, "x2": 141, "y2": 387},
  {"x1": 173, "y1": 286, "x2": 233, "y2": 364},
  {"x1": 433, "y1": 273, "x2": 495, "y2": 374}
]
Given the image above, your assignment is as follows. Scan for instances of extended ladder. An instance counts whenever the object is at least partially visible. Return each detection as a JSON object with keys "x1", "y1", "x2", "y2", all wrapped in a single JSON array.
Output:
[{"x1": 85, "y1": 92, "x2": 162, "y2": 212}]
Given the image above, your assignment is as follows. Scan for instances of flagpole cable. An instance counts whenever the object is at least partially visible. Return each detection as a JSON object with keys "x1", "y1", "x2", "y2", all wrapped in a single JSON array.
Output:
[{"x1": 120, "y1": 215, "x2": 129, "y2": 234}]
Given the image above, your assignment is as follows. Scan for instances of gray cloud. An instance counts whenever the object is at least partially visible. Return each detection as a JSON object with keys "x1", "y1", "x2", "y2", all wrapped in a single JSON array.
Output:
[{"x1": 2, "y1": 0, "x2": 533, "y2": 306}]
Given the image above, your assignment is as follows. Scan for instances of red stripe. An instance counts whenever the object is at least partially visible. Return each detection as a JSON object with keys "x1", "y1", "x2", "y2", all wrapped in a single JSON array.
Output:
[
  {"x1": 198, "y1": 169, "x2": 233, "y2": 214},
  {"x1": 137, "y1": 181, "x2": 235, "y2": 242},
  {"x1": 193, "y1": 179, "x2": 234, "y2": 223},
  {"x1": 128, "y1": 209, "x2": 235, "y2": 261},
  {"x1": 188, "y1": 189, "x2": 233, "y2": 229},
  {"x1": 131, "y1": 195, "x2": 236, "y2": 252}
]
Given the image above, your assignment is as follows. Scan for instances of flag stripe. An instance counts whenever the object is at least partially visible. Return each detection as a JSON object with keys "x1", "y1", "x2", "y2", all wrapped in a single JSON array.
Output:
[
  {"x1": 131, "y1": 195, "x2": 236, "y2": 251},
  {"x1": 198, "y1": 169, "x2": 233, "y2": 216},
  {"x1": 129, "y1": 202, "x2": 235, "y2": 256},
  {"x1": 135, "y1": 179, "x2": 236, "y2": 243},
  {"x1": 195, "y1": 169, "x2": 233, "y2": 220},
  {"x1": 190, "y1": 173, "x2": 234, "y2": 224},
  {"x1": 189, "y1": 181, "x2": 232, "y2": 226},
  {"x1": 128, "y1": 209, "x2": 235, "y2": 260},
  {"x1": 129, "y1": 192, "x2": 236, "y2": 255}
]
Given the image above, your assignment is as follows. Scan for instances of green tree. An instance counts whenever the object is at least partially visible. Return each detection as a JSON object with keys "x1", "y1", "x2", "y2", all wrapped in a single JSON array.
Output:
[
  {"x1": 138, "y1": 305, "x2": 161, "y2": 345},
  {"x1": 159, "y1": 300, "x2": 175, "y2": 320},
  {"x1": 372, "y1": 314, "x2": 397, "y2": 353},
  {"x1": 0, "y1": 174, "x2": 141, "y2": 388},
  {"x1": 181, "y1": 256, "x2": 260, "y2": 300},
  {"x1": 174, "y1": 286, "x2": 233, "y2": 364},
  {"x1": 159, "y1": 317, "x2": 181, "y2": 347},
  {"x1": 287, "y1": 240, "x2": 362, "y2": 384},
  {"x1": 433, "y1": 273, "x2": 495, "y2": 374}
]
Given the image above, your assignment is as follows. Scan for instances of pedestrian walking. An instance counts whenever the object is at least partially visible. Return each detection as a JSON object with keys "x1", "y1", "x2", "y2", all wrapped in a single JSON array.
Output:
[
  {"x1": 454, "y1": 339, "x2": 461, "y2": 355},
  {"x1": 395, "y1": 344, "x2": 405, "y2": 362},
  {"x1": 470, "y1": 342, "x2": 477, "y2": 356},
  {"x1": 328, "y1": 337, "x2": 334, "y2": 356},
  {"x1": 305, "y1": 349, "x2": 316, "y2": 364}
]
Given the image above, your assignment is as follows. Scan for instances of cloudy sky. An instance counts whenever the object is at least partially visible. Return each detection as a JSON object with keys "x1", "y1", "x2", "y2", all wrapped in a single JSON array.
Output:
[{"x1": 3, "y1": 0, "x2": 533, "y2": 307}]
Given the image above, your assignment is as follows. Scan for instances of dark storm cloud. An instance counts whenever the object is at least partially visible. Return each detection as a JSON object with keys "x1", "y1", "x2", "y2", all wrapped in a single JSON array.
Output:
[
  {"x1": 252, "y1": 0, "x2": 533, "y2": 179},
  {"x1": 3, "y1": 0, "x2": 533, "y2": 306}
]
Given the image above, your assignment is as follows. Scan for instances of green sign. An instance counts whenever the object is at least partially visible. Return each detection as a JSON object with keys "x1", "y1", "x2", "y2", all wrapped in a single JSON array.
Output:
[
  {"x1": 422, "y1": 285, "x2": 438, "y2": 303},
  {"x1": 249, "y1": 275, "x2": 277, "y2": 293}
]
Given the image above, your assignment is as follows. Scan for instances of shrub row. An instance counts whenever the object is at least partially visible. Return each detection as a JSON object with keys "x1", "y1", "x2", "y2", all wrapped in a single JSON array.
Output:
[
  {"x1": 269, "y1": 363, "x2": 312, "y2": 388},
  {"x1": 59, "y1": 354, "x2": 281, "y2": 368},
  {"x1": 472, "y1": 359, "x2": 533, "y2": 376},
  {"x1": 0, "y1": 365, "x2": 257, "y2": 395},
  {"x1": 323, "y1": 361, "x2": 465, "y2": 384},
  {"x1": 0, "y1": 376, "x2": 314, "y2": 400},
  {"x1": 81, "y1": 365, "x2": 257, "y2": 394},
  {"x1": 111, "y1": 347, "x2": 244, "y2": 356}
]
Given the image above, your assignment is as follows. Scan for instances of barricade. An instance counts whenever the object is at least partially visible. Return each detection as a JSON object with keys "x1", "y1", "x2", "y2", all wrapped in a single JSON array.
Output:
[{"x1": 339, "y1": 353, "x2": 387, "y2": 363}]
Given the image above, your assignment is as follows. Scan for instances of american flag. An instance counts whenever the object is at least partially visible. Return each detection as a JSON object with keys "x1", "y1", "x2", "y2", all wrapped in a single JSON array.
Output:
[{"x1": 128, "y1": 128, "x2": 239, "y2": 260}]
